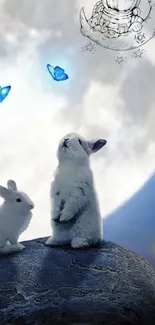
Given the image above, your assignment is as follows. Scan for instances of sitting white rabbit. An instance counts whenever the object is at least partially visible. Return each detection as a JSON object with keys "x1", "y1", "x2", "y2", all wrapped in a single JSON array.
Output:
[
  {"x1": 46, "y1": 132, "x2": 107, "y2": 249},
  {"x1": 0, "y1": 180, "x2": 34, "y2": 255}
]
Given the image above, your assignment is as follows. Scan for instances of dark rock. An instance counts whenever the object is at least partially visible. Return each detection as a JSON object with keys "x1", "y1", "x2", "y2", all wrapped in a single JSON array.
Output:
[{"x1": 0, "y1": 237, "x2": 155, "y2": 325}]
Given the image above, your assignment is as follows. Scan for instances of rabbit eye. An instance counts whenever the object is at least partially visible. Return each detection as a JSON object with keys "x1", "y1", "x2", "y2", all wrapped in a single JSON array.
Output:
[
  {"x1": 16, "y1": 198, "x2": 22, "y2": 203},
  {"x1": 78, "y1": 139, "x2": 82, "y2": 146}
]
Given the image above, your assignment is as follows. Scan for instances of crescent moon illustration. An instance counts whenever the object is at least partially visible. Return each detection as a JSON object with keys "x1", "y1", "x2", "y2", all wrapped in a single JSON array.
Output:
[{"x1": 80, "y1": 0, "x2": 155, "y2": 51}]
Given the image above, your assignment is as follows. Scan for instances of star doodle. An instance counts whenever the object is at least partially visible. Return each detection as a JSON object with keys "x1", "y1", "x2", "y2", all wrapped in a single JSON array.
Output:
[
  {"x1": 132, "y1": 48, "x2": 145, "y2": 58},
  {"x1": 81, "y1": 41, "x2": 96, "y2": 54},
  {"x1": 115, "y1": 56, "x2": 127, "y2": 66},
  {"x1": 134, "y1": 33, "x2": 146, "y2": 44}
]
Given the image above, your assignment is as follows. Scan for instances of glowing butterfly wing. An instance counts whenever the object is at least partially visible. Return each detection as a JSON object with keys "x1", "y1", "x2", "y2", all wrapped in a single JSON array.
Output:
[
  {"x1": 54, "y1": 67, "x2": 68, "y2": 81},
  {"x1": 47, "y1": 64, "x2": 68, "y2": 81},
  {"x1": 54, "y1": 66, "x2": 65, "y2": 78},
  {"x1": 59, "y1": 73, "x2": 68, "y2": 81},
  {"x1": 0, "y1": 85, "x2": 11, "y2": 103},
  {"x1": 47, "y1": 64, "x2": 55, "y2": 77}
]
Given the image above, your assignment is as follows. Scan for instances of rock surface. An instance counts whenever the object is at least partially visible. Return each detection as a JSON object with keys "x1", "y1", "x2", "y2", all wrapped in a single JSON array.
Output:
[{"x1": 0, "y1": 237, "x2": 155, "y2": 325}]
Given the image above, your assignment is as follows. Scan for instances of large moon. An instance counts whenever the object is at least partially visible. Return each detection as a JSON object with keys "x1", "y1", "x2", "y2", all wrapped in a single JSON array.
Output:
[{"x1": 80, "y1": 0, "x2": 155, "y2": 51}]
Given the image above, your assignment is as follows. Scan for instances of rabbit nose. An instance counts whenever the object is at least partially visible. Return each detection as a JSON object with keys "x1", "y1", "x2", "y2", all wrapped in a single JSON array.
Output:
[
  {"x1": 29, "y1": 203, "x2": 34, "y2": 209},
  {"x1": 64, "y1": 137, "x2": 69, "y2": 143}
]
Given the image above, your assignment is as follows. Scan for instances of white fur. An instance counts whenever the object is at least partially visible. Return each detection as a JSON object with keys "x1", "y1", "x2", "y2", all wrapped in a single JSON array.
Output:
[
  {"x1": 0, "y1": 180, "x2": 34, "y2": 255},
  {"x1": 46, "y1": 132, "x2": 107, "y2": 248}
]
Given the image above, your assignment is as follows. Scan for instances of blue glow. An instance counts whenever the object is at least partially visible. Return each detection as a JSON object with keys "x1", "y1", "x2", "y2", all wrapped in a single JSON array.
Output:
[
  {"x1": 0, "y1": 85, "x2": 11, "y2": 103},
  {"x1": 47, "y1": 64, "x2": 69, "y2": 82}
]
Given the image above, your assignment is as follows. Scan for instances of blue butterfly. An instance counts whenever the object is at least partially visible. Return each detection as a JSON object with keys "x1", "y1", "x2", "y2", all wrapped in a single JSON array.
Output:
[
  {"x1": 47, "y1": 64, "x2": 68, "y2": 82},
  {"x1": 0, "y1": 85, "x2": 11, "y2": 103}
]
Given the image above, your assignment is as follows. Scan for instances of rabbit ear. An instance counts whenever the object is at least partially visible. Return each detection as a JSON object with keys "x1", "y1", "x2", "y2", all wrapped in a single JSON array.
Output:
[
  {"x1": 88, "y1": 139, "x2": 107, "y2": 154},
  {"x1": 7, "y1": 180, "x2": 17, "y2": 191},
  {"x1": 0, "y1": 186, "x2": 12, "y2": 199}
]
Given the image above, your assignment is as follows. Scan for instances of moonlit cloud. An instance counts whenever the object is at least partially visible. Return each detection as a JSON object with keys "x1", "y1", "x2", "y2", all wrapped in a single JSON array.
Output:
[{"x1": 0, "y1": 0, "x2": 154, "y2": 241}]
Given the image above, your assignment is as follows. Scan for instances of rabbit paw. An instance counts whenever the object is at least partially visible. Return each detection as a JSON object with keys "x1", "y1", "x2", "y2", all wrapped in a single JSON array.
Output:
[
  {"x1": 52, "y1": 211, "x2": 62, "y2": 222},
  {"x1": 16, "y1": 243, "x2": 25, "y2": 251},
  {"x1": 45, "y1": 236, "x2": 68, "y2": 246},
  {"x1": 0, "y1": 243, "x2": 25, "y2": 255},
  {"x1": 45, "y1": 236, "x2": 61, "y2": 246},
  {"x1": 71, "y1": 237, "x2": 90, "y2": 249},
  {"x1": 59, "y1": 213, "x2": 72, "y2": 223}
]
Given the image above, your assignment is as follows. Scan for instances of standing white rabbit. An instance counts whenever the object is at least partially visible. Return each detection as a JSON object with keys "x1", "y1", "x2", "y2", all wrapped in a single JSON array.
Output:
[
  {"x1": 46, "y1": 132, "x2": 107, "y2": 249},
  {"x1": 0, "y1": 180, "x2": 34, "y2": 255}
]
